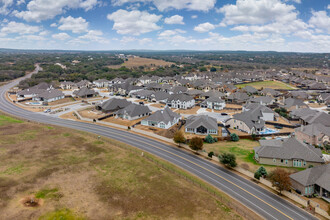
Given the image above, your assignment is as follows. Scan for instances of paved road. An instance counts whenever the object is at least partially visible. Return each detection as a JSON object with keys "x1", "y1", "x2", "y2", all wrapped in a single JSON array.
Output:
[{"x1": 0, "y1": 73, "x2": 317, "y2": 220}]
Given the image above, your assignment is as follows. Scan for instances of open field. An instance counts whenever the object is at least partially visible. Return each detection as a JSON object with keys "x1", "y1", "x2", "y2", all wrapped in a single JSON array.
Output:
[
  {"x1": 0, "y1": 112, "x2": 241, "y2": 220},
  {"x1": 108, "y1": 57, "x2": 175, "y2": 70},
  {"x1": 203, "y1": 139, "x2": 304, "y2": 174},
  {"x1": 236, "y1": 81, "x2": 296, "y2": 90}
]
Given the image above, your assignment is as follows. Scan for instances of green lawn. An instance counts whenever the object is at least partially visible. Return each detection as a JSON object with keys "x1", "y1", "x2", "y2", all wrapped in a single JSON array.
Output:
[
  {"x1": 204, "y1": 139, "x2": 304, "y2": 173},
  {"x1": 236, "y1": 81, "x2": 296, "y2": 90},
  {"x1": 0, "y1": 115, "x2": 23, "y2": 126}
]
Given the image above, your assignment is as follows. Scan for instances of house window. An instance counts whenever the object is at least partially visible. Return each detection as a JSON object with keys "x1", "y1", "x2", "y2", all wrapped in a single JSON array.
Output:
[
  {"x1": 303, "y1": 161, "x2": 306, "y2": 166},
  {"x1": 281, "y1": 159, "x2": 283, "y2": 163},
  {"x1": 159, "y1": 123, "x2": 165, "y2": 128},
  {"x1": 273, "y1": 158, "x2": 276, "y2": 163},
  {"x1": 285, "y1": 160, "x2": 288, "y2": 164}
]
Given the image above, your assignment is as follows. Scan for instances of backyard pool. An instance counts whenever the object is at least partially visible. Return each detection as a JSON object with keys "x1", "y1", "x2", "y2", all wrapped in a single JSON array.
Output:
[{"x1": 259, "y1": 128, "x2": 279, "y2": 135}]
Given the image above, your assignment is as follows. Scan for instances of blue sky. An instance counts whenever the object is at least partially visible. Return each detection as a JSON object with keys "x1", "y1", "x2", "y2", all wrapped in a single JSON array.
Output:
[{"x1": 0, "y1": 0, "x2": 329, "y2": 52}]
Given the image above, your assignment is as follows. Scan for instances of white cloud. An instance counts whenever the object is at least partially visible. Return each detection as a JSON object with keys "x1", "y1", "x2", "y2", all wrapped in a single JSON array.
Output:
[
  {"x1": 164, "y1": 15, "x2": 184, "y2": 25},
  {"x1": 194, "y1": 22, "x2": 215, "y2": 32},
  {"x1": 0, "y1": 0, "x2": 13, "y2": 15},
  {"x1": 107, "y1": 9, "x2": 162, "y2": 35},
  {"x1": 284, "y1": 0, "x2": 301, "y2": 3},
  {"x1": 58, "y1": 16, "x2": 89, "y2": 33},
  {"x1": 112, "y1": 0, "x2": 216, "y2": 12},
  {"x1": 191, "y1": 15, "x2": 198, "y2": 19},
  {"x1": 50, "y1": 23, "x2": 57, "y2": 27},
  {"x1": 13, "y1": 0, "x2": 99, "y2": 22},
  {"x1": 77, "y1": 30, "x2": 109, "y2": 44},
  {"x1": 218, "y1": 0, "x2": 297, "y2": 26},
  {"x1": 16, "y1": 0, "x2": 25, "y2": 6},
  {"x1": 309, "y1": 10, "x2": 330, "y2": 34},
  {"x1": 52, "y1": 32, "x2": 70, "y2": 40},
  {"x1": 328, "y1": 5, "x2": 330, "y2": 10},
  {"x1": 0, "y1": 21, "x2": 40, "y2": 35}
]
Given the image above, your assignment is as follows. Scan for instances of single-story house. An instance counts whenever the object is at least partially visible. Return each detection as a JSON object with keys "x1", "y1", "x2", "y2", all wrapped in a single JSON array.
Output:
[
  {"x1": 300, "y1": 111, "x2": 330, "y2": 127},
  {"x1": 185, "y1": 115, "x2": 218, "y2": 135},
  {"x1": 226, "y1": 111, "x2": 265, "y2": 134},
  {"x1": 141, "y1": 107, "x2": 180, "y2": 129},
  {"x1": 73, "y1": 87, "x2": 98, "y2": 98},
  {"x1": 280, "y1": 98, "x2": 308, "y2": 111},
  {"x1": 254, "y1": 137, "x2": 324, "y2": 167},
  {"x1": 96, "y1": 98, "x2": 131, "y2": 113},
  {"x1": 248, "y1": 96, "x2": 275, "y2": 106},
  {"x1": 114, "y1": 103, "x2": 151, "y2": 121},
  {"x1": 295, "y1": 123, "x2": 330, "y2": 146},
  {"x1": 290, "y1": 164, "x2": 330, "y2": 198},
  {"x1": 242, "y1": 103, "x2": 276, "y2": 121},
  {"x1": 227, "y1": 92, "x2": 249, "y2": 104},
  {"x1": 243, "y1": 86, "x2": 258, "y2": 94},
  {"x1": 33, "y1": 89, "x2": 65, "y2": 103}
]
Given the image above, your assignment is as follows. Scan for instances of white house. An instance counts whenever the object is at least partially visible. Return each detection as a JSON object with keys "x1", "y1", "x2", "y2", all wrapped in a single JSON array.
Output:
[
  {"x1": 167, "y1": 94, "x2": 195, "y2": 109},
  {"x1": 141, "y1": 107, "x2": 180, "y2": 129},
  {"x1": 201, "y1": 97, "x2": 226, "y2": 110}
]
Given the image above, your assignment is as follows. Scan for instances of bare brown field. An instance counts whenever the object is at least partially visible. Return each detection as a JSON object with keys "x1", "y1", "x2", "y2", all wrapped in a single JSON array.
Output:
[
  {"x1": 0, "y1": 113, "x2": 241, "y2": 220},
  {"x1": 108, "y1": 57, "x2": 174, "y2": 70}
]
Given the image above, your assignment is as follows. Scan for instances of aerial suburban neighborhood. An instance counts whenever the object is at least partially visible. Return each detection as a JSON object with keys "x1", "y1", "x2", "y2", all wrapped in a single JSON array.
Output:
[{"x1": 0, "y1": 0, "x2": 330, "y2": 219}]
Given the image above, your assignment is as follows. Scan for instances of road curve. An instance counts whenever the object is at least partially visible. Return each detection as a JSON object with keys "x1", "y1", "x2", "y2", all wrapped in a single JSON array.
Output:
[{"x1": 0, "y1": 73, "x2": 317, "y2": 220}]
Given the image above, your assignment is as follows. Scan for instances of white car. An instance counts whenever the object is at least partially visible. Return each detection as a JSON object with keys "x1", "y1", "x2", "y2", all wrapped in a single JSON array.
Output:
[{"x1": 44, "y1": 109, "x2": 51, "y2": 113}]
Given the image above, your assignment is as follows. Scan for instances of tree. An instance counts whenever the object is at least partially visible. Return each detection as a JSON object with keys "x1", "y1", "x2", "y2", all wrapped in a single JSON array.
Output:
[
  {"x1": 189, "y1": 137, "x2": 203, "y2": 151},
  {"x1": 208, "y1": 151, "x2": 214, "y2": 158},
  {"x1": 268, "y1": 168, "x2": 291, "y2": 194},
  {"x1": 205, "y1": 134, "x2": 215, "y2": 143},
  {"x1": 210, "y1": 67, "x2": 217, "y2": 72},
  {"x1": 173, "y1": 131, "x2": 185, "y2": 146},
  {"x1": 219, "y1": 153, "x2": 237, "y2": 168},
  {"x1": 254, "y1": 166, "x2": 267, "y2": 180},
  {"x1": 230, "y1": 133, "x2": 239, "y2": 142},
  {"x1": 199, "y1": 66, "x2": 207, "y2": 72},
  {"x1": 251, "y1": 133, "x2": 257, "y2": 140}
]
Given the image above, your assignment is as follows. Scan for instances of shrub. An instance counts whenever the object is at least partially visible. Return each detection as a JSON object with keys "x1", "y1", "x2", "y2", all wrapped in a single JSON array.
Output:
[
  {"x1": 230, "y1": 133, "x2": 239, "y2": 142},
  {"x1": 254, "y1": 166, "x2": 267, "y2": 180},
  {"x1": 241, "y1": 163, "x2": 250, "y2": 170},
  {"x1": 205, "y1": 134, "x2": 215, "y2": 143},
  {"x1": 268, "y1": 168, "x2": 291, "y2": 194},
  {"x1": 219, "y1": 153, "x2": 237, "y2": 168},
  {"x1": 251, "y1": 133, "x2": 257, "y2": 140},
  {"x1": 208, "y1": 151, "x2": 214, "y2": 158},
  {"x1": 189, "y1": 137, "x2": 204, "y2": 151},
  {"x1": 173, "y1": 131, "x2": 185, "y2": 146}
]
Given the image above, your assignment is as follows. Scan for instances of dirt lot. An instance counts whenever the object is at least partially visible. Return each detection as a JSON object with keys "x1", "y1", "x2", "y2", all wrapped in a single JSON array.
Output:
[
  {"x1": 102, "y1": 116, "x2": 147, "y2": 127},
  {"x1": 173, "y1": 106, "x2": 200, "y2": 114},
  {"x1": 47, "y1": 97, "x2": 76, "y2": 106},
  {"x1": 78, "y1": 107, "x2": 105, "y2": 120},
  {"x1": 236, "y1": 81, "x2": 296, "y2": 90},
  {"x1": 150, "y1": 103, "x2": 166, "y2": 108},
  {"x1": 108, "y1": 57, "x2": 174, "y2": 70},
  {"x1": 134, "y1": 123, "x2": 182, "y2": 139},
  {"x1": 0, "y1": 113, "x2": 241, "y2": 220}
]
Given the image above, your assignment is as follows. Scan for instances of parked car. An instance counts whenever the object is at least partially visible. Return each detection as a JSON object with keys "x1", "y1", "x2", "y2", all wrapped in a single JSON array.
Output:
[
  {"x1": 44, "y1": 109, "x2": 51, "y2": 113},
  {"x1": 221, "y1": 113, "x2": 228, "y2": 116},
  {"x1": 139, "y1": 101, "x2": 144, "y2": 105}
]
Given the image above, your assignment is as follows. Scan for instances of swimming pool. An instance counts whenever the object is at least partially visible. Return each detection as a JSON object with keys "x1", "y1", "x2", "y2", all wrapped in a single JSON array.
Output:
[
  {"x1": 259, "y1": 128, "x2": 279, "y2": 135},
  {"x1": 28, "y1": 102, "x2": 42, "y2": 105}
]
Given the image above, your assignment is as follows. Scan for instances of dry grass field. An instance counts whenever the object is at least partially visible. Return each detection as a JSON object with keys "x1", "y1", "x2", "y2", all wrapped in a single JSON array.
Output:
[
  {"x1": 108, "y1": 57, "x2": 174, "y2": 70},
  {"x1": 0, "y1": 113, "x2": 242, "y2": 220},
  {"x1": 236, "y1": 81, "x2": 296, "y2": 90}
]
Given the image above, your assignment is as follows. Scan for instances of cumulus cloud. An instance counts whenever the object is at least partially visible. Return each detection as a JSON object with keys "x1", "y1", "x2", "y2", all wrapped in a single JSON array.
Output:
[
  {"x1": 194, "y1": 22, "x2": 215, "y2": 32},
  {"x1": 191, "y1": 15, "x2": 198, "y2": 19},
  {"x1": 0, "y1": 0, "x2": 13, "y2": 15},
  {"x1": 58, "y1": 16, "x2": 89, "y2": 33},
  {"x1": 217, "y1": 0, "x2": 297, "y2": 26},
  {"x1": 52, "y1": 32, "x2": 70, "y2": 40},
  {"x1": 112, "y1": 0, "x2": 216, "y2": 11},
  {"x1": 0, "y1": 21, "x2": 40, "y2": 35},
  {"x1": 309, "y1": 10, "x2": 330, "y2": 34},
  {"x1": 77, "y1": 30, "x2": 109, "y2": 44},
  {"x1": 107, "y1": 9, "x2": 162, "y2": 35},
  {"x1": 164, "y1": 15, "x2": 184, "y2": 25},
  {"x1": 13, "y1": 0, "x2": 98, "y2": 22}
]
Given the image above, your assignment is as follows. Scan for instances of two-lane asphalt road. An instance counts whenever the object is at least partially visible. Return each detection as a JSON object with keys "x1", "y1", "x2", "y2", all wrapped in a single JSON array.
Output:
[{"x1": 0, "y1": 75, "x2": 317, "y2": 220}]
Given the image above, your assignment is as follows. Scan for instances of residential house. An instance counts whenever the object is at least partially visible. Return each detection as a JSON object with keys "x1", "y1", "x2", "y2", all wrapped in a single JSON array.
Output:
[
  {"x1": 75, "y1": 80, "x2": 92, "y2": 89},
  {"x1": 141, "y1": 107, "x2": 180, "y2": 129},
  {"x1": 260, "y1": 88, "x2": 281, "y2": 97},
  {"x1": 227, "y1": 92, "x2": 249, "y2": 104},
  {"x1": 242, "y1": 103, "x2": 276, "y2": 121},
  {"x1": 290, "y1": 164, "x2": 330, "y2": 198},
  {"x1": 60, "y1": 81, "x2": 75, "y2": 90},
  {"x1": 96, "y1": 98, "x2": 131, "y2": 113},
  {"x1": 318, "y1": 93, "x2": 330, "y2": 105},
  {"x1": 248, "y1": 96, "x2": 275, "y2": 106},
  {"x1": 289, "y1": 108, "x2": 319, "y2": 120},
  {"x1": 295, "y1": 123, "x2": 330, "y2": 146},
  {"x1": 200, "y1": 97, "x2": 226, "y2": 110},
  {"x1": 300, "y1": 111, "x2": 330, "y2": 127},
  {"x1": 114, "y1": 103, "x2": 151, "y2": 120},
  {"x1": 148, "y1": 91, "x2": 171, "y2": 103},
  {"x1": 73, "y1": 87, "x2": 98, "y2": 98},
  {"x1": 185, "y1": 115, "x2": 218, "y2": 135},
  {"x1": 254, "y1": 137, "x2": 324, "y2": 167},
  {"x1": 242, "y1": 86, "x2": 258, "y2": 94},
  {"x1": 93, "y1": 79, "x2": 109, "y2": 88},
  {"x1": 280, "y1": 98, "x2": 308, "y2": 111},
  {"x1": 200, "y1": 91, "x2": 226, "y2": 100},
  {"x1": 226, "y1": 111, "x2": 265, "y2": 134},
  {"x1": 167, "y1": 94, "x2": 195, "y2": 109},
  {"x1": 130, "y1": 90, "x2": 154, "y2": 100},
  {"x1": 32, "y1": 89, "x2": 65, "y2": 103}
]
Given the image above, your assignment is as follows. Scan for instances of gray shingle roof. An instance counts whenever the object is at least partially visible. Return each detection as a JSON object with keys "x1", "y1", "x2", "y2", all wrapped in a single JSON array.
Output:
[
  {"x1": 115, "y1": 103, "x2": 151, "y2": 118},
  {"x1": 231, "y1": 110, "x2": 266, "y2": 129},
  {"x1": 36, "y1": 89, "x2": 64, "y2": 100},
  {"x1": 255, "y1": 137, "x2": 324, "y2": 163},
  {"x1": 143, "y1": 107, "x2": 180, "y2": 124},
  {"x1": 295, "y1": 123, "x2": 330, "y2": 137},
  {"x1": 73, "y1": 87, "x2": 98, "y2": 97},
  {"x1": 186, "y1": 115, "x2": 218, "y2": 130},
  {"x1": 290, "y1": 164, "x2": 330, "y2": 191},
  {"x1": 168, "y1": 93, "x2": 194, "y2": 102},
  {"x1": 98, "y1": 98, "x2": 131, "y2": 112},
  {"x1": 301, "y1": 111, "x2": 330, "y2": 127}
]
